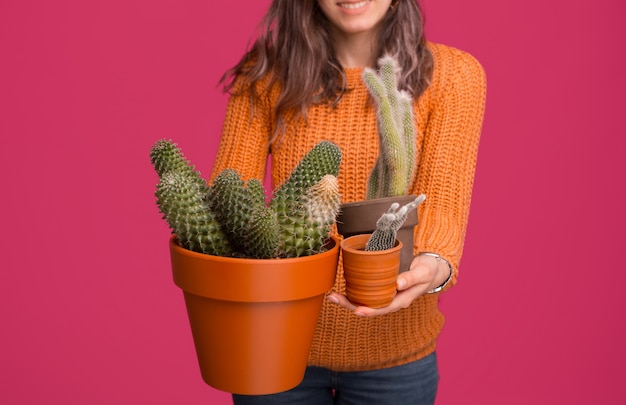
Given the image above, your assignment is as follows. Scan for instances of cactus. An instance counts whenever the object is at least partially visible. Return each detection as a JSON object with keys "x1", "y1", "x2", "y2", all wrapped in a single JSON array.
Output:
[
  {"x1": 277, "y1": 174, "x2": 340, "y2": 257},
  {"x1": 365, "y1": 195, "x2": 426, "y2": 251},
  {"x1": 246, "y1": 205, "x2": 280, "y2": 259},
  {"x1": 149, "y1": 139, "x2": 210, "y2": 196},
  {"x1": 362, "y1": 55, "x2": 416, "y2": 199},
  {"x1": 150, "y1": 139, "x2": 342, "y2": 259},
  {"x1": 271, "y1": 141, "x2": 343, "y2": 257},
  {"x1": 209, "y1": 169, "x2": 280, "y2": 258},
  {"x1": 155, "y1": 170, "x2": 233, "y2": 256}
]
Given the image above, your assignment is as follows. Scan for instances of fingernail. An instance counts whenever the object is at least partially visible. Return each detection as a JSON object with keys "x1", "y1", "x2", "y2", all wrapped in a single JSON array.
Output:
[
  {"x1": 327, "y1": 295, "x2": 339, "y2": 304},
  {"x1": 397, "y1": 278, "x2": 406, "y2": 289}
]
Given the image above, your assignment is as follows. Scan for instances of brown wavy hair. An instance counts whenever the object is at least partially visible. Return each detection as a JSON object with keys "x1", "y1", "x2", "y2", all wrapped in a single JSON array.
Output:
[{"x1": 220, "y1": 0, "x2": 433, "y2": 142}]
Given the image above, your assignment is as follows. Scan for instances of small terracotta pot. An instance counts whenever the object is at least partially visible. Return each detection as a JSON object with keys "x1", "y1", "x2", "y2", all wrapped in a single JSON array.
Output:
[
  {"x1": 340, "y1": 234, "x2": 402, "y2": 308},
  {"x1": 336, "y1": 195, "x2": 418, "y2": 273},
  {"x1": 169, "y1": 236, "x2": 339, "y2": 395}
]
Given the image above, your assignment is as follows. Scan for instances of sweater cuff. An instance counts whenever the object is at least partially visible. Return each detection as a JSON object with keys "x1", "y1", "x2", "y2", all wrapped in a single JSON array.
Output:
[{"x1": 415, "y1": 207, "x2": 467, "y2": 290}]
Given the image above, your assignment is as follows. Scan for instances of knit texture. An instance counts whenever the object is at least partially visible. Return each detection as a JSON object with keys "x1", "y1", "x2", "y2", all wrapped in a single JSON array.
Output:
[{"x1": 211, "y1": 43, "x2": 487, "y2": 371}]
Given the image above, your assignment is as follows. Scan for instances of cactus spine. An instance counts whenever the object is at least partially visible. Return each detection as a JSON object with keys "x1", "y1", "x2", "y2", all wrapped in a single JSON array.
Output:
[
  {"x1": 365, "y1": 195, "x2": 426, "y2": 251},
  {"x1": 150, "y1": 139, "x2": 342, "y2": 259},
  {"x1": 362, "y1": 55, "x2": 416, "y2": 199}
]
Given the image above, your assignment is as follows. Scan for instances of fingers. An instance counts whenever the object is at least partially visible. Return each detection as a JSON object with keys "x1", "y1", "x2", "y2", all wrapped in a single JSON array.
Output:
[
  {"x1": 396, "y1": 266, "x2": 429, "y2": 291},
  {"x1": 398, "y1": 255, "x2": 439, "y2": 291},
  {"x1": 326, "y1": 289, "x2": 418, "y2": 317},
  {"x1": 326, "y1": 292, "x2": 358, "y2": 312}
]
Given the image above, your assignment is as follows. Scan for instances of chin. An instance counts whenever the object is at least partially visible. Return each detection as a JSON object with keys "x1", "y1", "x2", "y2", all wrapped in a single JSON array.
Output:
[{"x1": 340, "y1": 19, "x2": 380, "y2": 34}]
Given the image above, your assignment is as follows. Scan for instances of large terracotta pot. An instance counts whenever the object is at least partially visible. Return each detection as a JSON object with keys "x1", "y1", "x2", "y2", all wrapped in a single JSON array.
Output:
[
  {"x1": 169, "y1": 235, "x2": 340, "y2": 395},
  {"x1": 336, "y1": 195, "x2": 418, "y2": 273},
  {"x1": 341, "y1": 234, "x2": 402, "y2": 308}
]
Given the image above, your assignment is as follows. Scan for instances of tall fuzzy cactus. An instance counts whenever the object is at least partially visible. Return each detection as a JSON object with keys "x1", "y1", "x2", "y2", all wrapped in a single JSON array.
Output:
[
  {"x1": 150, "y1": 139, "x2": 342, "y2": 259},
  {"x1": 362, "y1": 55, "x2": 416, "y2": 199},
  {"x1": 365, "y1": 195, "x2": 426, "y2": 251}
]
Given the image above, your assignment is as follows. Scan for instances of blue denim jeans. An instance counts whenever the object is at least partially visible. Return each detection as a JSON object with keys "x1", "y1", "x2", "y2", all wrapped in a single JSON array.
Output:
[{"x1": 232, "y1": 352, "x2": 439, "y2": 405}]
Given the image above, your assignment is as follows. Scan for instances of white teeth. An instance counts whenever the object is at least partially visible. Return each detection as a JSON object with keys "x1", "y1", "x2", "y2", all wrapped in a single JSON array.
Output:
[{"x1": 339, "y1": 1, "x2": 369, "y2": 10}]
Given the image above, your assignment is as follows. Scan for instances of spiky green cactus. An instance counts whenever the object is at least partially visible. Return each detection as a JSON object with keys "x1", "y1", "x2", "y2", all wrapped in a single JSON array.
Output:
[
  {"x1": 271, "y1": 141, "x2": 343, "y2": 257},
  {"x1": 149, "y1": 139, "x2": 209, "y2": 195},
  {"x1": 246, "y1": 206, "x2": 280, "y2": 259},
  {"x1": 155, "y1": 170, "x2": 232, "y2": 256},
  {"x1": 365, "y1": 195, "x2": 426, "y2": 251},
  {"x1": 209, "y1": 169, "x2": 280, "y2": 258},
  {"x1": 274, "y1": 174, "x2": 340, "y2": 257},
  {"x1": 362, "y1": 55, "x2": 416, "y2": 199},
  {"x1": 150, "y1": 139, "x2": 342, "y2": 259}
]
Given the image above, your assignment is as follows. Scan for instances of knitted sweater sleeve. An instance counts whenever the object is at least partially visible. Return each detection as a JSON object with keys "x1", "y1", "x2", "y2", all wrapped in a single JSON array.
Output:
[
  {"x1": 413, "y1": 44, "x2": 487, "y2": 288},
  {"x1": 209, "y1": 78, "x2": 273, "y2": 184}
]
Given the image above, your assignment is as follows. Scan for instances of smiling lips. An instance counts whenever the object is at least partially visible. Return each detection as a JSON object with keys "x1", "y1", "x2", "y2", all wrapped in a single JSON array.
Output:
[{"x1": 338, "y1": 1, "x2": 370, "y2": 10}]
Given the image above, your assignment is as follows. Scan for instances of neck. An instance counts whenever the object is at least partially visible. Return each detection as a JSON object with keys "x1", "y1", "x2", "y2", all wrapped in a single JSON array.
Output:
[{"x1": 332, "y1": 28, "x2": 379, "y2": 68}]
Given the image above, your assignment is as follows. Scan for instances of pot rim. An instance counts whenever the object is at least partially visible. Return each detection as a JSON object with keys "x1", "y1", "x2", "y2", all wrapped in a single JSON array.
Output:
[
  {"x1": 340, "y1": 234, "x2": 402, "y2": 255},
  {"x1": 169, "y1": 235, "x2": 340, "y2": 303},
  {"x1": 338, "y1": 194, "x2": 418, "y2": 209}
]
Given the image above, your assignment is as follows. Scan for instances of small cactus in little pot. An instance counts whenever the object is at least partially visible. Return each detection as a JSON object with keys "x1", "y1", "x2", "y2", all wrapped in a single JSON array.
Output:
[
  {"x1": 365, "y1": 195, "x2": 426, "y2": 252},
  {"x1": 340, "y1": 195, "x2": 426, "y2": 308}
]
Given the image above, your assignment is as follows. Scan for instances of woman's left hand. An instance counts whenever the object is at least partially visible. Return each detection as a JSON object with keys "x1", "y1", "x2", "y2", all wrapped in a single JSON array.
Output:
[{"x1": 326, "y1": 253, "x2": 448, "y2": 317}]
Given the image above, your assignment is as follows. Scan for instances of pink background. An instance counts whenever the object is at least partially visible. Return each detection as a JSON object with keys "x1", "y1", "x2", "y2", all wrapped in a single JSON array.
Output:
[{"x1": 1, "y1": 0, "x2": 624, "y2": 403}]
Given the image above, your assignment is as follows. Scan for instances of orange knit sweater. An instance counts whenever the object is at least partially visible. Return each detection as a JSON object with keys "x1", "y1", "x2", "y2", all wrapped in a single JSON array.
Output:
[{"x1": 210, "y1": 43, "x2": 487, "y2": 371}]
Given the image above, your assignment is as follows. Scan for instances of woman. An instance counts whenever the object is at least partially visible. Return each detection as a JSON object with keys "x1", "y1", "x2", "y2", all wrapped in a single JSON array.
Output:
[{"x1": 211, "y1": 0, "x2": 486, "y2": 403}]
